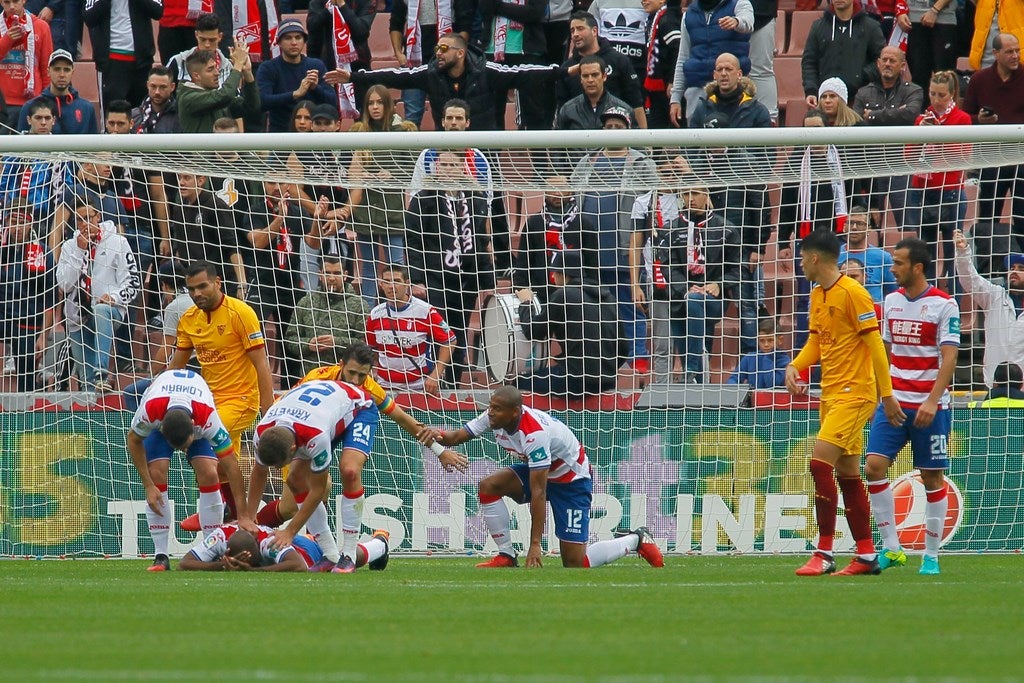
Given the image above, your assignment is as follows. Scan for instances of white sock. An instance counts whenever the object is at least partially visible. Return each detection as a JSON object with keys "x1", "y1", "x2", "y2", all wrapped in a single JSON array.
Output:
[
  {"x1": 146, "y1": 489, "x2": 172, "y2": 557},
  {"x1": 359, "y1": 537, "x2": 387, "y2": 566},
  {"x1": 306, "y1": 501, "x2": 340, "y2": 563},
  {"x1": 585, "y1": 535, "x2": 637, "y2": 568},
  {"x1": 340, "y1": 490, "x2": 365, "y2": 561},
  {"x1": 924, "y1": 487, "x2": 948, "y2": 559},
  {"x1": 868, "y1": 479, "x2": 899, "y2": 552},
  {"x1": 480, "y1": 499, "x2": 514, "y2": 556},
  {"x1": 197, "y1": 488, "x2": 223, "y2": 539}
]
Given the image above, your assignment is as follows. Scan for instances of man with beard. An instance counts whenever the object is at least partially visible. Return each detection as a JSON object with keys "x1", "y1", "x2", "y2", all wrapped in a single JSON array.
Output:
[
  {"x1": 555, "y1": 55, "x2": 634, "y2": 130},
  {"x1": 954, "y1": 228, "x2": 1024, "y2": 388},
  {"x1": 131, "y1": 66, "x2": 182, "y2": 134},
  {"x1": 285, "y1": 255, "x2": 368, "y2": 378},
  {"x1": 17, "y1": 49, "x2": 97, "y2": 133}
]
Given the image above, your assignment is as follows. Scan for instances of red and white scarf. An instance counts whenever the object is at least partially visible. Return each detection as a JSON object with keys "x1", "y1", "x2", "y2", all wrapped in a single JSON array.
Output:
[
  {"x1": 404, "y1": 0, "x2": 453, "y2": 67},
  {"x1": 643, "y1": 7, "x2": 666, "y2": 91},
  {"x1": 187, "y1": 0, "x2": 214, "y2": 20},
  {"x1": 685, "y1": 216, "x2": 705, "y2": 276},
  {"x1": 232, "y1": 0, "x2": 279, "y2": 62},
  {"x1": 0, "y1": 11, "x2": 36, "y2": 97},
  {"x1": 491, "y1": 0, "x2": 524, "y2": 63},
  {"x1": 798, "y1": 144, "x2": 847, "y2": 238},
  {"x1": 332, "y1": 4, "x2": 360, "y2": 118}
]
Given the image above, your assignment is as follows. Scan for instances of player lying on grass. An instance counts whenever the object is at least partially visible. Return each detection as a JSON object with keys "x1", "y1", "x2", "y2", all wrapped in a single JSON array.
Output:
[
  {"x1": 419, "y1": 386, "x2": 664, "y2": 569},
  {"x1": 178, "y1": 524, "x2": 390, "y2": 571},
  {"x1": 255, "y1": 343, "x2": 468, "y2": 533},
  {"x1": 127, "y1": 369, "x2": 255, "y2": 572}
]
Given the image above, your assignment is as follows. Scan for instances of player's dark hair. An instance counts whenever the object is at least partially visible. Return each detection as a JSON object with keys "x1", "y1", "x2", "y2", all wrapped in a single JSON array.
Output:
[
  {"x1": 894, "y1": 237, "x2": 932, "y2": 271},
  {"x1": 492, "y1": 385, "x2": 523, "y2": 409},
  {"x1": 186, "y1": 260, "x2": 220, "y2": 280},
  {"x1": 380, "y1": 264, "x2": 409, "y2": 281},
  {"x1": 257, "y1": 426, "x2": 296, "y2": 468},
  {"x1": 161, "y1": 407, "x2": 195, "y2": 450},
  {"x1": 341, "y1": 342, "x2": 376, "y2": 367},
  {"x1": 185, "y1": 49, "x2": 218, "y2": 76},
  {"x1": 579, "y1": 54, "x2": 607, "y2": 73},
  {"x1": 226, "y1": 529, "x2": 261, "y2": 567},
  {"x1": 148, "y1": 64, "x2": 173, "y2": 80},
  {"x1": 195, "y1": 12, "x2": 222, "y2": 33},
  {"x1": 570, "y1": 10, "x2": 598, "y2": 29},
  {"x1": 106, "y1": 99, "x2": 133, "y2": 118},
  {"x1": 800, "y1": 229, "x2": 841, "y2": 262},
  {"x1": 993, "y1": 361, "x2": 1023, "y2": 389},
  {"x1": 443, "y1": 98, "x2": 470, "y2": 118}
]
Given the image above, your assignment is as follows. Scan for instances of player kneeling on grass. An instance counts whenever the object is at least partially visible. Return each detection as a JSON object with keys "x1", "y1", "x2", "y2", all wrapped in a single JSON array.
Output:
[
  {"x1": 419, "y1": 386, "x2": 664, "y2": 569},
  {"x1": 255, "y1": 344, "x2": 468, "y2": 539},
  {"x1": 865, "y1": 238, "x2": 959, "y2": 576},
  {"x1": 128, "y1": 369, "x2": 255, "y2": 572},
  {"x1": 178, "y1": 524, "x2": 390, "y2": 571},
  {"x1": 246, "y1": 380, "x2": 380, "y2": 574}
]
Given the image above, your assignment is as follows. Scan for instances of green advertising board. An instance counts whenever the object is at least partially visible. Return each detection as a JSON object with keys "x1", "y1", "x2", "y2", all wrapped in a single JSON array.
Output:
[{"x1": 1, "y1": 409, "x2": 1021, "y2": 557}]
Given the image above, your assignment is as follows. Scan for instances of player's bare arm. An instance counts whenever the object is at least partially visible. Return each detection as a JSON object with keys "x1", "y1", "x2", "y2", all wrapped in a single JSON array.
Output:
[
  {"x1": 272, "y1": 465, "x2": 328, "y2": 550},
  {"x1": 245, "y1": 462, "x2": 270, "y2": 520},
  {"x1": 178, "y1": 552, "x2": 228, "y2": 571},
  {"x1": 126, "y1": 431, "x2": 164, "y2": 514},
  {"x1": 418, "y1": 426, "x2": 474, "y2": 448},
  {"x1": 525, "y1": 467, "x2": 549, "y2": 569},
  {"x1": 220, "y1": 454, "x2": 255, "y2": 532},
  {"x1": 915, "y1": 344, "x2": 959, "y2": 429},
  {"x1": 165, "y1": 346, "x2": 191, "y2": 371},
  {"x1": 247, "y1": 345, "x2": 275, "y2": 415},
  {"x1": 391, "y1": 406, "x2": 468, "y2": 472}
]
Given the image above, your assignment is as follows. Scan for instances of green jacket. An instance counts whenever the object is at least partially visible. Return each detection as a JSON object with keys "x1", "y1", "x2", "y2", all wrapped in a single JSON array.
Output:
[
  {"x1": 284, "y1": 286, "x2": 369, "y2": 377},
  {"x1": 177, "y1": 70, "x2": 262, "y2": 133}
]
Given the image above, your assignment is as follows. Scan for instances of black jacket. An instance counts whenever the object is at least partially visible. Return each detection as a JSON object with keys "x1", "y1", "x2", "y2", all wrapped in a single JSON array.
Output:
[
  {"x1": 406, "y1": 189, "x2": 495, "y2": 294},
  {"x1": 83, "y1": 0, "x2": 163, "y2": 69},
  {"x1": 519, "y1": 282, "x2": 628, "y2": 394},
  {"x1": 353, "y1": 46, "x2": 561, "y2": 130},
  {"x1": 643, "y1": 208, "x2": 742, "y2": 302},
  {"x1": 558, "y1": 37, "x2": 643, "y2": 108},
  {"x1": 801, "y1": 5, "x2": 885, "y2": 99},
  {"x1": 307, "y1": 0, "x2": 375, "y2": 72}
]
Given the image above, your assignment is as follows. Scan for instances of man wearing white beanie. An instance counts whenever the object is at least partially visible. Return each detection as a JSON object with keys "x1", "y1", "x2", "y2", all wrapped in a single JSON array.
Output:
[{"x1": 801, "y1": 0, "x2": 885, "y2": 107}]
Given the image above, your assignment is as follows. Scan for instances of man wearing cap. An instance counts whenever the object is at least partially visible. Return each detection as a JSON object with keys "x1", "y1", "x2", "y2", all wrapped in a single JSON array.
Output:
[
  {"x1": 954, "y1": 228, "x2": 1024, "y2": 389},
  {"x1": 178, "y1": 44, "x2": 260, "y2": 133},
  {"x1": 82, "y1": 0, "x2": 164, "y2": 107},
  {"x1": 554, "y1": 55, "x2": 635, "y2": 131},
  {"x1": 801, "y1": 0, "x2": 885, "y2": 107},
  {"x1": 17, "y1": 48, "x2": 97, "y2": 133},
  {"x1": 256, "y1": 18, "x2": 338, "y2": 133}
]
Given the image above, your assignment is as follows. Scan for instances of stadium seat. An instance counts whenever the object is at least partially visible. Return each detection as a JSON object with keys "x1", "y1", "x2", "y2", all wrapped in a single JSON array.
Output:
[
  {"x1": 281, "y1": 13, "x2": 307, "y2": 26},
  {"x1": 369, "y1": 13, "x2": 399, "y2": 68},
  {"x1": 956, "y1": 56, "x2": 973, "y2": 72},
  {"x1": 73, "y1": 61, "x2": 100, "y2": 104},
  {"x1": 773, "y1": 56, "x2": 806, "y2": 124},
  {"x1": 78, "y1": 27, "x2": 93, "y2": 61},
  {"x1": 782, "y1": 96, "x2": 808, "y2": 127},
  {"x1": 775, "y1": 10, "x2": 787, "y2": 55},
  {"x1": 784, "y1": 11, "x2": 822, "y2": 56}
]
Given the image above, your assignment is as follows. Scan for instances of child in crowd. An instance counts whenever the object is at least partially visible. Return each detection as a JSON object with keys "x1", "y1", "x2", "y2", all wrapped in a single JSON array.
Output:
[{"x1": 727, "y1": 318, "x2": 791, "y2": 389}]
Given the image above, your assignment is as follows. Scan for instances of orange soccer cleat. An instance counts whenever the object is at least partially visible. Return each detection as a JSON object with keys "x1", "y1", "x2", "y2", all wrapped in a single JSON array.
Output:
[
  {"x1": 633, "y1": 527, "x2": 665, "y2": 568},
  {"x1": 475, "y1": 553, "x2": 519, "y2": 568},
  {"x1": 833, "y1": 556, "x2": 882, "y2": 576},
  {"x1": 795, "y1": 551, "x2": 836, "y2": 576},
  {"x1": 146, "y1": 555, "x2": 170, "y2": 572}
]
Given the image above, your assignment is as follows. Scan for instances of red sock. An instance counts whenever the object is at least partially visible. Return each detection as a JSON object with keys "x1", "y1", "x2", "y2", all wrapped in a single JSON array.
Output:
[
  {"x1": 838, "y1": 475, "x2": 875, "y2": 555},
  {"x1": 220, "y1": 481, "x2": 235, "y2": 520},
  {"x1": 256, "y1": 499, "x2": 284, "y2": 527},
  {"x1": 809, "y1": 459, "x2": 837, "y2": 552}
]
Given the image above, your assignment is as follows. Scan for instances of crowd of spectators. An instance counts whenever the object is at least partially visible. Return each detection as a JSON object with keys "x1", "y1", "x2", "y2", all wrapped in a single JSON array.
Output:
[{"x1": 1, "y1": 0, "x2": 1023, "y2": 403}]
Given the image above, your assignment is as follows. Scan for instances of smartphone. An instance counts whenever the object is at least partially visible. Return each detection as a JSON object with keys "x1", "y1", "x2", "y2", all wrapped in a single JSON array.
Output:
[{"x1": 980, "y1": 106, "x2": 995, "y2": 116}]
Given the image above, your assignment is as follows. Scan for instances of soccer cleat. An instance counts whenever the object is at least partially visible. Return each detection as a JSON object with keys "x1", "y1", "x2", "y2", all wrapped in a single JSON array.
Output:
[
  {"x1": 331, "y1": 555, "x2": 357, "y2": 574},
  {"x1": 833, "y1": 556, "x2": 882, "y2": 576},
  {"x1": 795, "y1": 551, "x2": 836, "y2": 576},
  {"x1": 878, "y1": 547, "x2": 908, "y2": 571},
  {"x1": 919, "y1": 556, "x2": 941, "y2": 575},
  {"x1": 308, "y1": 558, "x2": 338, "y2": 573},
  {"x1": 367, "y1": 529, "x2": 390, "y2": 571},
  {"x1": 180, "y1": 513, "x2": 201, "y2": 533},
  {"x1": 633, "y1": 527, "x2": 665, "y2": 568},
  {"x1": 147, "y1": 555, "x2": 170, "y2": 572},
  {"x1": 475, "y1": 552, "x2": 519, "y2": 568}
]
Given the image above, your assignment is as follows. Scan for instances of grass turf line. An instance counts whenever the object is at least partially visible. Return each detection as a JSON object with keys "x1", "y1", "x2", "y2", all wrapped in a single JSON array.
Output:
[{"x1": 1, "y1": 555, "x2": 1020, "y2": 681}]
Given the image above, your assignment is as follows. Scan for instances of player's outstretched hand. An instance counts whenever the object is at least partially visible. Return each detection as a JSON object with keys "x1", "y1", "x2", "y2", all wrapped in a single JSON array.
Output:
[
  {"x1": 438, "y1": 449, "x2": 469, "y2": 473},
  {"x1": 525, "y1": 543, "x2": 543, "y2": 569},
  {"x1": 881, "y1": 395, "x2": 907, "y2": 427},
  {"x1": 416, "y1": 425, "x2": 444, "y2": 446},
  {"x1": 784, "y1": 364, "x2": 807, "y2": 395},
  {"x1": 269, "y1": 528, "x2": 296, "y2": 551},
  {"x1": 144, "y1": 484, "x2": 165, "y2": 515}
]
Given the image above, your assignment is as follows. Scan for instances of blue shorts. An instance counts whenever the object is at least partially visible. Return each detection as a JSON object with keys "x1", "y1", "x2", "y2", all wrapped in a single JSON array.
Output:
[
  {"x1": 510, "y1": 463, "x2": 593, "y2": 544},
  {"x1": 866, "y1": 406, "x2": 951, "y2": 470},
  {"x1": 143, "y1": 431, "x2": 215, "y2": 463},
  {"x1": 290, "y1": 534, "x2": 324, "y2": 568},
  {"x1": 337, "y1": 404, "x2": 379, "y2": 456}
]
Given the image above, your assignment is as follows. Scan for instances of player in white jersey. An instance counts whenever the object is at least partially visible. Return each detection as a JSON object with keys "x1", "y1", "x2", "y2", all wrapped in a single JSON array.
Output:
[
  {"x1": 245, "y1": 380, "x2": 379, "y2": 574},
  {"x1": 178, "y1": 523, "x2": 390, "y2": 572},
  {"x1": 865, "y1": 238, "x2": 960, "y2": 576},
  {"x1": 127, "y1": 369, "x2": 254, "y2": 572},
  {"x1": 423, "y1": 386, "x2": 664, "y2": 569}
]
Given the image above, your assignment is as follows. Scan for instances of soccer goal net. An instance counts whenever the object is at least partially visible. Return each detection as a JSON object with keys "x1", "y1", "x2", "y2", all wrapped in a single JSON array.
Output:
[{"x1": 1, "y1": 126, "x2": 1022, "y2": 559}]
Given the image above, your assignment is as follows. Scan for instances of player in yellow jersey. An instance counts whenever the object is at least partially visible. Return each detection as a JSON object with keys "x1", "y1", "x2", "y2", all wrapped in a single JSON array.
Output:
[
  {"x1": 784, "y1": 230, "x2": 906, "y2": 577},
  {"x1": 251, "y1": 342, "x2": 468, "y2": 571},
  {"x1": 167, "y1": 261, "x2": 276, "y2": 532}
]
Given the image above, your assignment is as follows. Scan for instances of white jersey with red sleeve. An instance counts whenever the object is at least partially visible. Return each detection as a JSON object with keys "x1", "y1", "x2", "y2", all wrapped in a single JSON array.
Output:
[
  {"x1": 186, "y1": 524, "x2": 296, "y2": 566},
  {"x1": 883, "y1": 286, "x2": 961, "y2": 410},
  {"x1": 465, "y1": 406, "x2": 592, "y2": 483},
  {"x1": 254, "y1": 380, "x2": 375, "y2": 473},
  {"x1": 129, "y1": 369, "x2": 234, "y2": 457},
  {"x1": 365, "y1": 296, "x2": 457, "y2": 386}
]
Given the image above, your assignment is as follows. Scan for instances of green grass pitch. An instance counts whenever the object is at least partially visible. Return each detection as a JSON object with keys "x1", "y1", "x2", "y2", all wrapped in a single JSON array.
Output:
[{"x1": 1, "y1": 554, "x2": 1021, "y2": 682}]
